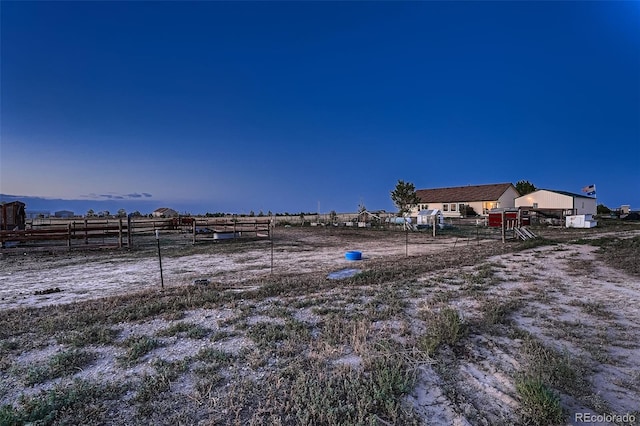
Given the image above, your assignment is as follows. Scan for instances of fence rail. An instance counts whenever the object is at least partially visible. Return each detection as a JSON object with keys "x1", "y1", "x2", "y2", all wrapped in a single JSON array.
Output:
[
  {"x1": 2, "y1": 214, "x2": 530, "y2": 250},
  {"x1": 1, "y1": 217, "x2": 273, "y2": 249}
]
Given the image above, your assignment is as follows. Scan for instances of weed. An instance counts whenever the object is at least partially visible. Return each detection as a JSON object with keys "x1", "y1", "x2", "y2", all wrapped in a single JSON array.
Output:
[
  {"x1": 480, "y1": 298, "x2": 522, "y2": 326},
  {"x1": 24, "y1": 349, "x2": 96, "y2": 385},
  {"x1": 431, "y1": 290, "x2": 459, "y2": 304},
  {"x1": 583, "y1": 236, "x2": 640, "y2": 276},
  {"x1": 135, "y1": 359, "x2": 189, "y2": 404},
  {"x1": 1, "y1": 380, "x2": 125, "y2": 425},
  {"x1": 58, "y1": 325, "x2": 121, "y2": 347},
  {"x1": 521, "y1": 338, "x2": 590, "y2": 398},
  {"x1": 516, "y1": 376, "x2": 564, "y2": 425},
  {"x1": 261, "y1": 304, "x2": 292, "y2": 319},
  {"x1": 210, "y1": 330, "x2": 236, "y2": 341},
  {"x1": 418, "y1": 307, "x2": 466, "y2": 356},
  {"x1": 365, "y1": 286, "x2": 407, "y2": 320},
  {"x1": 155, "y1": 322, "x2": 211, "y2": 339},
  {"x1": 118, "y1": 335, "x2": 161, "y2": 366},
  {"x1": 247, "y1": 319, "x2": 311, "y2": 351},
  {"x1": 246, "y1": 322, "x2": 287, "y2": 348},
  {"x1": 568, "y1": 300, "x2": 615, "y2": 320},
  {"x1": 519, "y1": 238, "x2": 556, "y2": 250},
  {"x1": 194, "y1": 347, "x2": 233, "y2": 364},
  {"x1": 215, "y1": 351, "x2": 418, "y2": 425},
  {"x1": 312, "y1": 306, "x2": 343, "y2": 316}
]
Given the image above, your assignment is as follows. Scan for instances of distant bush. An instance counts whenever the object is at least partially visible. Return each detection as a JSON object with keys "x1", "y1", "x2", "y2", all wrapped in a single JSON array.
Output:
[{"x1": 463, "y1": 205, "x2": 479, "y2": 217}]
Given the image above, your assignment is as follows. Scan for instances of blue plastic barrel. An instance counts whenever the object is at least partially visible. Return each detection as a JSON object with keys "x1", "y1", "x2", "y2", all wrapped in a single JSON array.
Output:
[{"x1": 345, "y1": 251, "x2": 362, "y2": 260}]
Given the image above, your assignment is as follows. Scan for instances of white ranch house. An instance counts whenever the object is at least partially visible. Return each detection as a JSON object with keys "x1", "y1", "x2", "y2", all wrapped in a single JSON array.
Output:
[{"x1": 413, "y1": 183, "x2": 520, "y2": 218}]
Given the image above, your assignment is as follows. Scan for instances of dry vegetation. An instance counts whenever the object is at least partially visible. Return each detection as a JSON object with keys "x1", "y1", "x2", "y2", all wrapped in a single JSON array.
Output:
[{"x1": 1, "y1": 222, "x2": 639, "y2": 425}]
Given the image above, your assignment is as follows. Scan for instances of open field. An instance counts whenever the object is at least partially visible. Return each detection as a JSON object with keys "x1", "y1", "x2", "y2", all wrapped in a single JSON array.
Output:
[{"x1": 1, "y1": 223, "x2": 639, "y2": 425}]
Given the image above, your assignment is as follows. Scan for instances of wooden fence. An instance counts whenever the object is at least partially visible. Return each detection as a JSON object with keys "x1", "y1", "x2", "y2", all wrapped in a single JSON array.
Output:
[
  {"x1": 0, "y1": 217, "x2": 271, "y2": 250},
  {"x1": 191, "y1": 218, "x2": 272, "y2": 244}
]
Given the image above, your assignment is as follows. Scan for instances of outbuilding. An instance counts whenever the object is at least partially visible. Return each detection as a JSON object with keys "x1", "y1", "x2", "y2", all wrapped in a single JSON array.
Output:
[
  {"x1": 515, "y1": 189, "x2": 596, "y2": 217},
  {"x1": 416, "y1": 209, "x2": 444, "y2": 228},
  {"x1": 1, "y1": 201, "x2": 26, "y2": 231},
  {"x1": 152, "y1": 207, "x2": 179, "y2": 218}
]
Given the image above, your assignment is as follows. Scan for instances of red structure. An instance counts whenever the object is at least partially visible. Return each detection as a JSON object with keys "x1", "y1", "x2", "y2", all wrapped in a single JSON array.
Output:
[{"x1": 488, "y1": 208, "x2": 530, "y2": 228}]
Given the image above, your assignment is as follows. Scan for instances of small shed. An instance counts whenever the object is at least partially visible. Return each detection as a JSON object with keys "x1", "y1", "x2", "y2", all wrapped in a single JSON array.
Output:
[
  {"x1": 1, "y1": 201, "x2": 27, "y2": 231},
  {"x1": 417, "y1": 209, "x2": 444, "y2": 228}
]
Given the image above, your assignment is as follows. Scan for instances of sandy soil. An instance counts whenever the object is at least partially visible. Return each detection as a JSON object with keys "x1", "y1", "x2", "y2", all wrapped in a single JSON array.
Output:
[
  {"x1": 406, "y1": 240, "x2": 640, "y2": 425},
  {"x1": 1, "y1": 226, "x2": 639, "y2": 424},
  {"x1": 0, "y1": 228, "x2": 480, "y2": 310}
]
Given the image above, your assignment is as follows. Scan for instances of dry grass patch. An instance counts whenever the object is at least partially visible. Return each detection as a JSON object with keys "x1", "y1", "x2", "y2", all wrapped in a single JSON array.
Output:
[
  {"x1": 117, "y1": 335, "x2": 162, "y2": 366},
  {"x1": 417, "y1": 306, "x2": 466, "y2": 356},
  {"x1": 2, "y1": 228, "x2": 639, "y2": 425}
]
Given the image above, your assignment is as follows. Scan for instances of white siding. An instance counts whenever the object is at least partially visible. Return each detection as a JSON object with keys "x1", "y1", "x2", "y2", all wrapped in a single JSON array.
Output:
[
  {"x1": 575, "y1": 197, "x2": 597, "y2": 215},
  {"x1": 516, "y1": 190, "x2": 573, "y2": 209},
  {"x1": 515, "y1": 190, "x2": 596, "y2": 215},
  {"x1": 498, "y1": 187, "x2": 519, "y2": 208}
]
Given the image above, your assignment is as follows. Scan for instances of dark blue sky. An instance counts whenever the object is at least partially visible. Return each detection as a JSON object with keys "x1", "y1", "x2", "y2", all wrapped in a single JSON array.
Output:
[{"x1": 1, "y1": 1, "x2": 638, "y2": 214}]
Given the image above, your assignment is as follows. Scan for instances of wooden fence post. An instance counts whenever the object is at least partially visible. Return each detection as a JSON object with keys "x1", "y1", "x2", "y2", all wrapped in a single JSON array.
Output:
[
  {"x1": 405, "y1": 226, "x2": 409, "y2": 257},
  {"x1": 84, "y1": 218, "x2": 88, "y2": 244},
  {"x1": 432, "y1": 216, "x2": 436, "y2": 237},
  {"x1": 127, "y1": 216, "x2": 133, "y2": 248},
  {"x1": 501, "y1": 211, "x2": 506, "y2": 243},
  {"x1": 118, "y1": 219, "x2": 123, "y2": 248},
  {"x1": 67, "y1": 223, "x2": 72, "y2": 249},
  {"x1": 192, "y1": 219, "x2": 196, "y2": 245}
]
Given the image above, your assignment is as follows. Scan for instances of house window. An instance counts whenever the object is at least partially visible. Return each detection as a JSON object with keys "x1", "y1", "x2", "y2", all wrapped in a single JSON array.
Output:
[
  {"x1": 483, "y1": 202, "x2": 497, "y2": 215},
  {"x1": 450, "y1": 203, "x2": 457, "y2": 212},
  {"x1": 459, "y1": 204, "x2": 465, "y2": 214},
  {"x1": 533, "y1": 203, "x2": 538, "y2": 209},
  {"x1": 443, "y1": 204, "x2": 449, "y2": 212}
]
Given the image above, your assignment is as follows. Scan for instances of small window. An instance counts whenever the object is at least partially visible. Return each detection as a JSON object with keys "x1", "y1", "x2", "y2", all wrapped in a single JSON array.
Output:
[
  {"x1": 533, "y1": 203, "x2": 538, "y2": 209},
  {"x1": 443, "y1": 204, "x2": 449, "y2": 212},
  {"x1": 451, "y1": 203, "x2": 457, "y2": 212}
]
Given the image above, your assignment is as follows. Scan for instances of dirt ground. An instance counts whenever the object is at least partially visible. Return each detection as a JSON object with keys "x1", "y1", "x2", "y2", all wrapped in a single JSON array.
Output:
[
  {"x1": 1, "y1": 225, "x2": 639, "y2": 425},
  {"x1": 0, "y1": 227, "x2": 494, "y2": 310}
]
